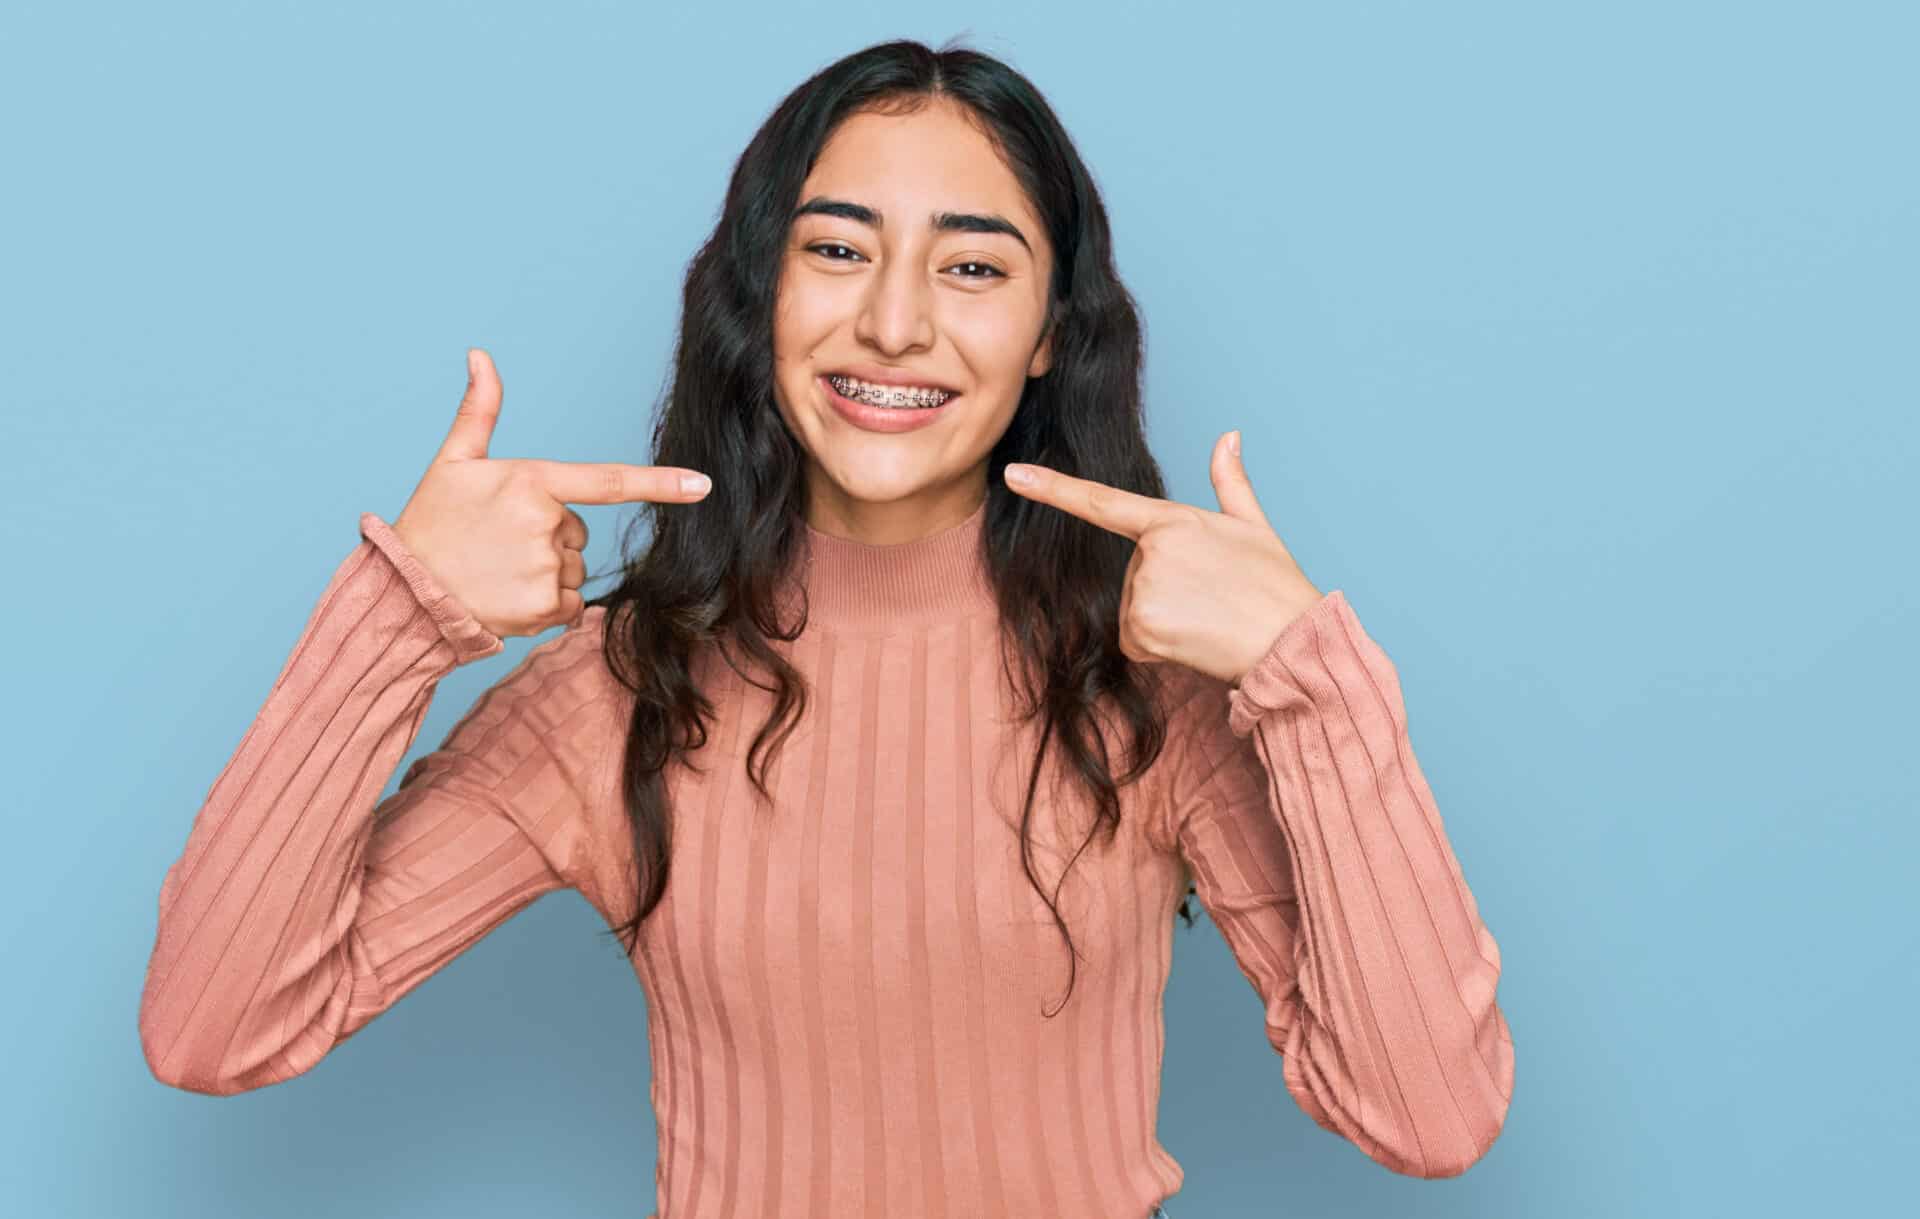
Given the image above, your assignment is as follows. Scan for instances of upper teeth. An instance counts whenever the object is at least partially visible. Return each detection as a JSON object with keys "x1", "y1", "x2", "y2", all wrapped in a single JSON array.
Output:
[{"x1": 829, "y1": 374, "x2": 953, "y2": 408}]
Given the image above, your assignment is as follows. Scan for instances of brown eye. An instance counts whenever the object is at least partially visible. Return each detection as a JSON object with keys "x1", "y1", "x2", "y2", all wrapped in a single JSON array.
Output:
[
  {"x1": 947, "y1": 261, "x2": 1005, "y2": 280},
  {"x1": 806, "y1": 242, "x2": 865, "y2": 262}
]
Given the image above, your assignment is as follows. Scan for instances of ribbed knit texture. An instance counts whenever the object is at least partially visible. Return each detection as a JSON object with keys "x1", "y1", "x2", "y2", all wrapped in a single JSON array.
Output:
[{"x1": 140, "y1": 495, "x2": 1513, "y2": 1217}]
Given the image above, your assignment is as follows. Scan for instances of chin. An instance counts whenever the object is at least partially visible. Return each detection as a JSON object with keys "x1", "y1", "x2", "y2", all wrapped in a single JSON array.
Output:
[{"x1": 820, "y1": 468, "x2": 930, "y2": 503}]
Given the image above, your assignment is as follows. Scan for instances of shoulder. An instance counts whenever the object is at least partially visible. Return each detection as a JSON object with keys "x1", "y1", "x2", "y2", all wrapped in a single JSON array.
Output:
[
  {"x1": 483, "y1": 606, "x2": 627, "y2": 723},
  {"x1": 422, "y1": 606, "x2": 634, "y2": 914},
  {"x1": 1146, "y1": 659, "x2": 1238, "y2": 758},
  {"x1": 1132, "y1": 659, "x2": 1245, "y2": 853},
  {"x1": 435, "y1": 605, "x2": 632, "y2": 787}
]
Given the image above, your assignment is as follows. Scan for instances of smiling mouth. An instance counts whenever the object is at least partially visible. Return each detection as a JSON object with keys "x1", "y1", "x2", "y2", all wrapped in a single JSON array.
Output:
[{"x1": 825, "y1": 373, "x2": 957, "y2": 410}]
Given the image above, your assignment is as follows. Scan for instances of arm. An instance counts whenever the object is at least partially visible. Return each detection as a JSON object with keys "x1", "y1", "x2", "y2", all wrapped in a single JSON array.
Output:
[
  {"x1": 139, "y1": 512, "x2": 601, "y2": 1096},
  {"x1": 1162, "y1": 588, "x2": 1514, "y2": 1178}
]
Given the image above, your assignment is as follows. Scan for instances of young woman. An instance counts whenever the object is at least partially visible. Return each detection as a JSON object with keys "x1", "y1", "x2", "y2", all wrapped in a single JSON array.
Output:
[{"x1": 139, "y1": 38, "x2": 1513, "y2": 1219}]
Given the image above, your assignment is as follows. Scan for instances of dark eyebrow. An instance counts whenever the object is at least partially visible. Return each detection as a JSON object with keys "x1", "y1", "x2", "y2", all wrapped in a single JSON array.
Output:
[{"x1": 790, "y1": 195, "x2": 1032, "y2": 253}]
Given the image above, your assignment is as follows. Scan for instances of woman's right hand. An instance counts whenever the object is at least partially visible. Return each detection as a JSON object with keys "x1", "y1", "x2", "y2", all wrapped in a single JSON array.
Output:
[{"x1": 390, "y1": 347, "x2": 712, "y2": 639}]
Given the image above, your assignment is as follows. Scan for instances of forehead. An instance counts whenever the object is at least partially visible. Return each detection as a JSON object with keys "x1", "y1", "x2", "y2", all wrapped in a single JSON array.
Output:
[{"x1": 800, "y1": 99, "x2": 1044, "y2": 243}]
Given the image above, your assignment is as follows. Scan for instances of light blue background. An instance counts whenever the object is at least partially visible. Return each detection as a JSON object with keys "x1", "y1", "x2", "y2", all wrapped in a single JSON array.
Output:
[{"x1": 3, "y1": 1, "x2": 1914, "y2": 1215}]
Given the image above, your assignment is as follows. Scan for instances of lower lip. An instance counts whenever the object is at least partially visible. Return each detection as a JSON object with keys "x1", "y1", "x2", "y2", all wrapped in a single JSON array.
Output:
[{"x1": 819, "y1": 375, "x2": 957, "y2": 434}]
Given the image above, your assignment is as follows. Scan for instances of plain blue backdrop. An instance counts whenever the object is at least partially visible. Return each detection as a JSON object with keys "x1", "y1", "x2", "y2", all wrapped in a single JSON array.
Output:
[{"x1": 3, "y1": 1, "x2": 1914, "y2": 1215}]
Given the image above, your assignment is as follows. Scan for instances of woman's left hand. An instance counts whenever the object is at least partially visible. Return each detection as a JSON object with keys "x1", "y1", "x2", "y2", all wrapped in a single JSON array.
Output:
[{"x1": 1003, "y1": 430, "x2": 1327, "y2": 687}]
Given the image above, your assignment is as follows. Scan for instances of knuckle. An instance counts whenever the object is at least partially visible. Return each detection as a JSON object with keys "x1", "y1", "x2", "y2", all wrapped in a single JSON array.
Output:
[
  {"x1": 1133, "y1": 599, "x2": 1167, "y2": 641},
  {"x1": 510, "y1": 497, "x2": 547, "y2": 529}
]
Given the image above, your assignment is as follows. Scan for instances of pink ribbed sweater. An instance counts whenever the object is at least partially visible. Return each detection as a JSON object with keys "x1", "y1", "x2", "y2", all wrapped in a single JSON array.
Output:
[{"x1": 140, "y1": 495, "x2": 1512, "y2": 1218}]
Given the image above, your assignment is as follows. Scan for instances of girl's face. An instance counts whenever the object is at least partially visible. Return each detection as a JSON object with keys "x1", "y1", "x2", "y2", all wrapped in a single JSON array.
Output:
[{"x1": 771, "y1": 97, "x2": 1055, "y2": 541}]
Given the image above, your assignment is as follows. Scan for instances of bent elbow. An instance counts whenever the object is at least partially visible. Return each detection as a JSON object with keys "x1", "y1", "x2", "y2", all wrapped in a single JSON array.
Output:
[
  {"x1": 142, "y1": 1033, "x2": 243, "y2": 1097},
  {"x1": 1399, "y1": 1096, "x2": 1511, "y2": 1180},
  {"x1": 140, "y1": 1013, "x2": 260, "y2": 1098},
  {"x1": 145, "y1": 1048, "x2": 284, "y2": 1097},
  {"x1": 147, "y1": 1063, "x2": 249, "y2": 1098},
  {"x1": 1407, "y1": 1003, "x2": 1515, "y2": 1178}
]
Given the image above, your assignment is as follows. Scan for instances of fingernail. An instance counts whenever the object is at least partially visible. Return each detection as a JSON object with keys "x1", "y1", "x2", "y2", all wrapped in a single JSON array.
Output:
[
  {"x1": 1230, "y1": 430, "x2": 1241, "y2": 456},
  {"x1": 681, "y1": 473, "x2": 711, "y2": 495},
  {"x1": 1004, "y1": 464, "x2": 1035, "y2": 486}
]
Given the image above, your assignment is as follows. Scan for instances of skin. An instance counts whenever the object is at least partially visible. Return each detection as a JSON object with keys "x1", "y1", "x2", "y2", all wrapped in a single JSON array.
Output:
[
  {"x1": 770, "y1": 96, "x2": 1054, "y2": 545},
  {"x1": 769, "y1": 95, "x2": 1326, "y2": 680},
  {"x1": 1004, "y1": 437, "x2": 1326, "y2": 686}
]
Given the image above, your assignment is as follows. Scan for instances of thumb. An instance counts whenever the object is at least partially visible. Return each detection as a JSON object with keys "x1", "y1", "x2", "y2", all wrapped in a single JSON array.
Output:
[
  {"x1": 436, "y1": 347, "x2": 502, "y2": 462},
  {"x1": 1210, "y1": 429, "x2": 1273, "y2": 530}
]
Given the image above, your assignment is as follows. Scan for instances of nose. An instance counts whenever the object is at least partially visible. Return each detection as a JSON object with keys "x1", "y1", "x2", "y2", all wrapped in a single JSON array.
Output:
[{"x1": 853, "y1": 252, "x2": 935, "y2": 356}]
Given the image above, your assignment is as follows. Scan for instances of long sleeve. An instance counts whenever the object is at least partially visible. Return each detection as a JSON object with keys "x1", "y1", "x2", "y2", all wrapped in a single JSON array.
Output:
[
  {"x1": 1164, "y1": 588, "x2": 1514, "y2": 1178},
  {"x1": 139, "y1": 511, "x2": 599, "y2": 1097}
]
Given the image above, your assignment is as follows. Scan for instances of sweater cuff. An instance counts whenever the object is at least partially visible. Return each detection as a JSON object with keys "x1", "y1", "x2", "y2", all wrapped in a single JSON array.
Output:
[
  {"x1": 357, "y1": 512, "x2": 505, "y2": 666},
  {"x1": 1226, "y1": 588, "x2": 1354, "y2": 738}
]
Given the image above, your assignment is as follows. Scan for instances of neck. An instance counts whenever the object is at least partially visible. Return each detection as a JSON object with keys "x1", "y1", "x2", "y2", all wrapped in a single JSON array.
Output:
[{"x1": 778, "y1": 494, "x2": 996, "y2": 631}]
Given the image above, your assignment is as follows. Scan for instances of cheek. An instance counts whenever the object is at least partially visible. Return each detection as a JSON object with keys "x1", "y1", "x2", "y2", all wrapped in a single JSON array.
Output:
[
  {"x1": 946, "y1": 306, "x2": 1045, "y2": 384},
  {"x1": 771, "y1": 273, "x2": 801, "y2": 359},
  {"x1": 773, "y1": 268, "x2": 849, "y2": 353}
]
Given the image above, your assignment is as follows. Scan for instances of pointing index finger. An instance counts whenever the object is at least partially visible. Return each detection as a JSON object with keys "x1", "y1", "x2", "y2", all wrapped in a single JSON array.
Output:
[
  {"x1": 1004, "y1": 463, "x2": 1171, "y2": 540},
  {"x1": 527, "y1": 459, "x2": 712, "y2": 505}
]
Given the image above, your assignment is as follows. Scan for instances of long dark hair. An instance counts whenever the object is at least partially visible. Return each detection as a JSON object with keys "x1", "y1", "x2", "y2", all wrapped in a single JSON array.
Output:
[{"x1": 585, "y1": 37, "x2": 1195, "y2": 1017}]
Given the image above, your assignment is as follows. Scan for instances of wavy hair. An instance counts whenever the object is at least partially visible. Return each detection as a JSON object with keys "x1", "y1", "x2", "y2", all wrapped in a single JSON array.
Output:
[{"x1": 585, "y1": 37, "x2": 1195, "y2": 1017}]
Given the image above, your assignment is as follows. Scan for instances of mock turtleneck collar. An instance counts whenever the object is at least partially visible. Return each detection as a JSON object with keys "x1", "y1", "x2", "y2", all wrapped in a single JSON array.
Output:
[{"x1": 783, "y1": 495, "x2": 997, "y2": 631}]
